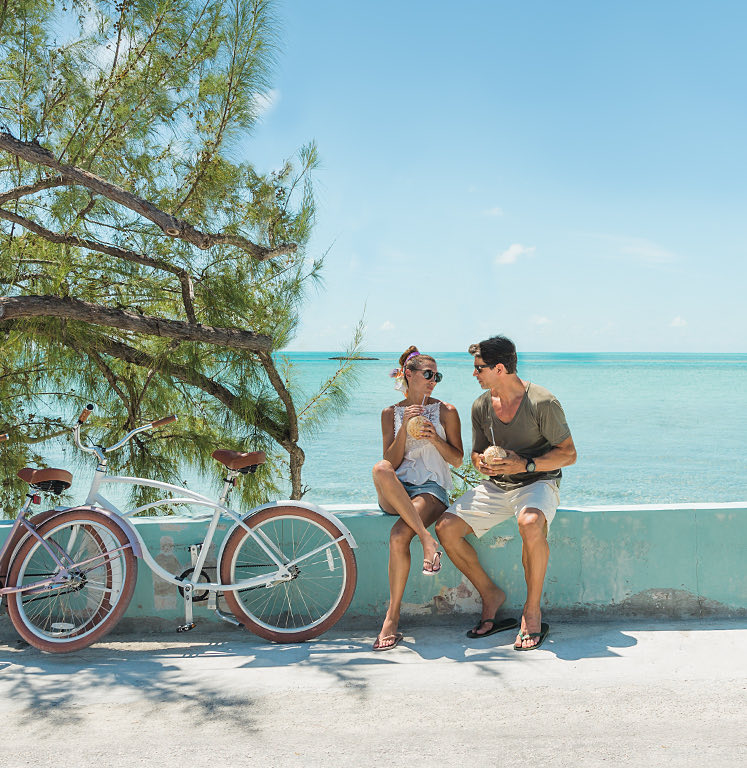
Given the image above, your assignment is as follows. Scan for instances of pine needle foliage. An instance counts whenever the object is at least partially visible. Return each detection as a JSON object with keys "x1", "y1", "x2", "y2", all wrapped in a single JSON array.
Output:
[
  {"x1": 0, "y1": 0, "x2": 360, "y2": 514},
  {"x1": 449, "y1": 460, "x2": 483, "y2": 505}
]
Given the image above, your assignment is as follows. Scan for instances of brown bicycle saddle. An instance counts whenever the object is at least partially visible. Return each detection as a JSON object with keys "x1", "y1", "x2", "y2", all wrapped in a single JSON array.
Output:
[
  {"x1": 17, "y1": 467, "x2": 73, "y2": 494},
  {"x1": 211, "y1": 450, "x2": 267, "y2": 471}
]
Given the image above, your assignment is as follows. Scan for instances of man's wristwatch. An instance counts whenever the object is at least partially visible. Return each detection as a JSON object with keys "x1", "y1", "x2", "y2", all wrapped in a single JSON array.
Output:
[{"x1": 525, "y1": 458, "x2": 536, "y2": 473}]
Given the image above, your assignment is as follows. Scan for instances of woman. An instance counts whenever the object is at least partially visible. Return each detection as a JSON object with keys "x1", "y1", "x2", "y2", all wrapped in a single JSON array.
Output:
[{"x1": 371, "y1": 346, "x2": 463, "y2": 650}]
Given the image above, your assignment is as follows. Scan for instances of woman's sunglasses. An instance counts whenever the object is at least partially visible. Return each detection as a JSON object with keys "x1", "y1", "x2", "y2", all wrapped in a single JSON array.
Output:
[{"x1": 418, "y1": 369, "x2": 443, "y2": 383}]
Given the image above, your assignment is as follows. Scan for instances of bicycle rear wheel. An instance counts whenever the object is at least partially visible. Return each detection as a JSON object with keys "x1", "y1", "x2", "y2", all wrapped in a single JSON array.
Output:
[
  {"x1": 6, "y1": 509, "x2": 137, "y2": 653},
  {"x1": 219, "y1": 506, "x2": 357, "y2": 643}
]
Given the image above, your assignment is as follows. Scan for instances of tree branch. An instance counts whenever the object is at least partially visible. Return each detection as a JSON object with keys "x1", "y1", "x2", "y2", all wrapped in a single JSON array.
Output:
[
  {"x1": 0, "y1": 207, "x2": 197, "y2": 321},
  {"x1": 256, "y1": 349, "x2": 304, "y2": 497},
  {"x1": 0, "y1": 131, "x2": 297, "y2": 259},
  {"x1": 0, "y1": 295, "x2": 273, "y2": 352},
  {"x1": 56, "y1": 332, "x2": 291, "y2": 447},
  {"x1": 0, "y1": 206, "x2": 171, "y2": 270},
  {"x1": 0, "y1": 176, "x2": 67, "y2": 206}
]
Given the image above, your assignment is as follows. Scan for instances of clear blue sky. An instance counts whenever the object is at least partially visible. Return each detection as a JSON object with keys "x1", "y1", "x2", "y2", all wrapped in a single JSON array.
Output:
[{"x1": 242, "y1": 1, "x2": 746, "y2": 353}]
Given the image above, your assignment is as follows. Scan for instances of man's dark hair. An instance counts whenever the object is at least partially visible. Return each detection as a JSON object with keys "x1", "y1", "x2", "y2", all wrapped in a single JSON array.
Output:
[{"x1": 468, "y1": 335, "x2": 518, "y2": 373}]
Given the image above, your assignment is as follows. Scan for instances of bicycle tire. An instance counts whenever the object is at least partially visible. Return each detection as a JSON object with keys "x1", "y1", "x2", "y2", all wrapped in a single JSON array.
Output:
[
  {"x1": 219, "y1": 506, "x2": 357, "y2": 643},
  {"x1": 6, "y1": 509, "x2": 137, "y2": 653}
]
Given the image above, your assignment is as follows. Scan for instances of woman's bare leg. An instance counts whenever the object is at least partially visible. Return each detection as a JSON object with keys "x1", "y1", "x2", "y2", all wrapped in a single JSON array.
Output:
[
  {"x1": 373, "y1": 460, "x2": 440, "y2": 564},
  {"x1": 376, "y1": 494, "x2": 445, "y2": 648}
]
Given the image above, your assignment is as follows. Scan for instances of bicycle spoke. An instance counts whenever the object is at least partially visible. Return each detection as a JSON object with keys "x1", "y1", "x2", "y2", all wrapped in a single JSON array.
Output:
[
  {"x1": 8, "y1": 512, "x2": 136, "y2": 648},
  {"x1": 221, "y1": 508, "x2": 356, "y2": 641}
]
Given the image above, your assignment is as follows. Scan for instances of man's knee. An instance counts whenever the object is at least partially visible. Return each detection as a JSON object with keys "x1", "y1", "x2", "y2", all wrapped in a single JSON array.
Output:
[
  {"x1": 435, "y1": 512, "x2": 465, "y2": 542},
  {"x1": 517, "y1": 508, "x2": 547, "y2": 539}
]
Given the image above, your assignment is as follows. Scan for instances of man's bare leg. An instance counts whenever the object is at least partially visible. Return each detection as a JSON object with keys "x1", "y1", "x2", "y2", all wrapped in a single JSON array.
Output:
[
  {"x1": 435, "y1": 512, "x2": 506, "y2": 635},
  {"x1": 516, "y1": 507, "x2": 549, "y2": 648},
  {"x1": 376, "y1": 496, "x2": 444, "y2": 648}
]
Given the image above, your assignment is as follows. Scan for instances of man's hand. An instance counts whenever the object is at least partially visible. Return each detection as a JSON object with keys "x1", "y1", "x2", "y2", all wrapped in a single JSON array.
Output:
[{"x1": 478, "y1": 449, "x2": 526, "y2": 476}]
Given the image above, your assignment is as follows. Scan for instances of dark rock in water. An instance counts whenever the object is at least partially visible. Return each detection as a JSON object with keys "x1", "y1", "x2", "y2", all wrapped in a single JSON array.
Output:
[{"x1": 328, "y1": 356, "x2": 379, "y2": 360}]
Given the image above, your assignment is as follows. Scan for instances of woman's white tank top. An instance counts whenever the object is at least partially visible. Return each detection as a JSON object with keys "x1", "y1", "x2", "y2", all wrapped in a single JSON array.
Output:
[{"x1": 393, "y1": 402, "x2": 453, "y2": 490}]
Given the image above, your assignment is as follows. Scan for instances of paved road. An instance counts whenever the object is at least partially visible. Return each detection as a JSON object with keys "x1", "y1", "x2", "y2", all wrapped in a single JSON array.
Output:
[{"x1": 1, "y1": 618, "x2": 745, "y2": 767}]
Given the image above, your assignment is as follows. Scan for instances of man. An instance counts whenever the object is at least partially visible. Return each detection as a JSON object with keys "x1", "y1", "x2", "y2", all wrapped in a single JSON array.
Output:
[{"x1": 435, "y1": 335, "x2": 577, "y2": 650}]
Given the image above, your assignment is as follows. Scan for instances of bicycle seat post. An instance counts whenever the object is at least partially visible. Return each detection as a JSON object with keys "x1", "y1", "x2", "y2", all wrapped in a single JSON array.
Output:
[
  {"x1": 16, "y1": 494, "x2": 34, "y2": 520},
  {"x1": 218, "y1": 470, "x2": 240, "y2": 506}
]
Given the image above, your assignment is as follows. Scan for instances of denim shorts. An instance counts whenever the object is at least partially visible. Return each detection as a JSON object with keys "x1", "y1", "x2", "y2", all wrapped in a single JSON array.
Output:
[{"x1": 379, "y1": 479, "x2": 450, "y2": 513}]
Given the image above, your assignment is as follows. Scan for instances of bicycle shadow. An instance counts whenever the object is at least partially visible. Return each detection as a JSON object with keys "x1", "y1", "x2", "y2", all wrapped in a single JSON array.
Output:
[{"x1": 0, "y1": 637, "x2": 266, "y2": 732}]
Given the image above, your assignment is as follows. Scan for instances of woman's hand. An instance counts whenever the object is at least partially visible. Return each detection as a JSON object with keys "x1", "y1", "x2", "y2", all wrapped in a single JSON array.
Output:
[
  {"x1": 419, "y1": 419, "x2": 441, "y2": 443},
  {"x1": 401, "y1": 404, "x2": 424, "y2": 424}
]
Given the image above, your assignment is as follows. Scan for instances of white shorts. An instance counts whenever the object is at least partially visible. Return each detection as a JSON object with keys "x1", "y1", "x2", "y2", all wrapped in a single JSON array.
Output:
[{"x1": 447, "y1": 479, "x2": 560, "y2": 537}]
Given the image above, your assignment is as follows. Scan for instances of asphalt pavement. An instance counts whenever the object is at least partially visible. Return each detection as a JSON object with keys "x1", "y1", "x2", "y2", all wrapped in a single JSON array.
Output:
[{"x1": 0, "y1": 618, "x2": 745, "y2": 767}]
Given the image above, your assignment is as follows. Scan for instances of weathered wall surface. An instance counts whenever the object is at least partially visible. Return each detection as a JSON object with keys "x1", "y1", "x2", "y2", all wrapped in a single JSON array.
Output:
[
  {"x1": 330, "y1": 503, "x2": 747, "y2": 622},
  {"x1": 1, "y1": 503, "x2": 744, "y2": 636}
]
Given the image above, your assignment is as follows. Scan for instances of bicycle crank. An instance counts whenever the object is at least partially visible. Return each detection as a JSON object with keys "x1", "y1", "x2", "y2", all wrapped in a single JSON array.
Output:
[{"x1": 177, "y1": 567, "x2": 212, "y2": 602}]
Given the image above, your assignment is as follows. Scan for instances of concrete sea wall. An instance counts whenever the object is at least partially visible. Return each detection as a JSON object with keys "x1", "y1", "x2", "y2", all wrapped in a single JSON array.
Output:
[{"x1": 1, "y1": 502, "x2": 745, "y2": 635}]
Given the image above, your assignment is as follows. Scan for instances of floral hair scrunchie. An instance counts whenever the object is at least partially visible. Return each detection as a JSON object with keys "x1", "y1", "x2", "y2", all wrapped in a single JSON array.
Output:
[{"x1": 389, "y1": 351, "x2": 419, "y2": 393}]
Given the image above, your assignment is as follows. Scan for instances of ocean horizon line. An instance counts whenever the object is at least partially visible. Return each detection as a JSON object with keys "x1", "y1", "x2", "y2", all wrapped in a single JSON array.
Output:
[{"x1": 284, "y1": 350, "x2": 747, "y2": 358}]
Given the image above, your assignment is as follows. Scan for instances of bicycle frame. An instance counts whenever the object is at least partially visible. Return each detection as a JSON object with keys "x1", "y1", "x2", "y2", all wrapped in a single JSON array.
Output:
[
  {"x1": 2, "y1": 415, "x2": 359, "y2": 643},
  {"x1": 0, "y1": 511, "x2": 72, "y2": 600},
  {"x1": 68, "y1": 411, "x2": 358, "y2": 633},
  {"x1": 0, "y1": 499, "x2": 133, "y2": 600},
  {"x1": 83, "y1": 466, "x2": 357, "y2": 595}
]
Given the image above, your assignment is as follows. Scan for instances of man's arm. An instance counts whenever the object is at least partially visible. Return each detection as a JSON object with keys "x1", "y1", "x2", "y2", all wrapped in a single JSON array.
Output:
[{"x1": 478, "y1": 436, "x2": 577, "y2": 476}]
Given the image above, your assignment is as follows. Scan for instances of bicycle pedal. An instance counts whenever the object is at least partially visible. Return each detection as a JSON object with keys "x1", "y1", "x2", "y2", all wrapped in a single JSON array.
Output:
[{"x1": 176, "y1": 622, "x2": 196, "y2": 633}]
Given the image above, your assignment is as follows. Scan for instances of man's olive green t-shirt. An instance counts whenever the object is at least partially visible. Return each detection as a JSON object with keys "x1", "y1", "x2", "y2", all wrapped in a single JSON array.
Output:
[{"x1": 471, "y1": 382, "x2": 572, "y2": 490}]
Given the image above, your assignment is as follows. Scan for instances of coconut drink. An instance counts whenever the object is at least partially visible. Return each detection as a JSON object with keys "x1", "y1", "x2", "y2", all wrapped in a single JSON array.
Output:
[
  {"x1": 407, "y1": 415, "x2": 430, "y2": 439},
  {"x1": 483, "y1": 445, "x2": 507, "y2": 465}
]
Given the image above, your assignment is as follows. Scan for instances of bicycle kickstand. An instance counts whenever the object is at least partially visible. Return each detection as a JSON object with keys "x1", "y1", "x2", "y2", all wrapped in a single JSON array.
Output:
[{"x1": 176, "y1": 582, "x2": 196, "y2": 633}]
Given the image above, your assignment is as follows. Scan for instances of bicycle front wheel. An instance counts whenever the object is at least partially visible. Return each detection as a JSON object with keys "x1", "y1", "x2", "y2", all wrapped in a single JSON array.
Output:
[
  {"x1": 6, "y1": 509, "x2": 137, "y2": 653},
  {"x1": 219, "y1": 506, "x2": 357, "y2": 643}
]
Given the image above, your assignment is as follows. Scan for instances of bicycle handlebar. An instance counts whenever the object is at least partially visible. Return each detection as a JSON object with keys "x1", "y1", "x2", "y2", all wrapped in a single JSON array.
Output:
[
  {"x1": 78, "y1": 404, "x2": 94, "y2": 424},
  {"x1": 73, "y1": 405, "x2": 178, "y2": 459},
  {"x1": 151, "y1": 415, "x2": 177, "y2": 428}
]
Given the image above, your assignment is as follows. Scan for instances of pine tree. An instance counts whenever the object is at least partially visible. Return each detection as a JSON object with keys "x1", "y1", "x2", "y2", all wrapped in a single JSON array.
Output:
[{"x1": 0, "y1": 0, "x2": 361, "y2": 510}]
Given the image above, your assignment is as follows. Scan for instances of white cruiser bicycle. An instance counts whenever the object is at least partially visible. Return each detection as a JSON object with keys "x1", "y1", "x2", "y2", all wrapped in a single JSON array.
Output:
[{"x1": 1, "y1": 406, "x2": 357, "y2": 652}]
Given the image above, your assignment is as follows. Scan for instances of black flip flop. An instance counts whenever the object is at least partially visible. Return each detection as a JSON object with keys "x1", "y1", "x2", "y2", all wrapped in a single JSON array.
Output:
[
  {"x1": 372, "y1": 632, "x2": 404, "y2": 651},
  {"x1": 514, "y1": 622, "x2": 550, "y2": 651},
  {"x1": 466, "y1": 615, "x2": 519, "y2": 639}
]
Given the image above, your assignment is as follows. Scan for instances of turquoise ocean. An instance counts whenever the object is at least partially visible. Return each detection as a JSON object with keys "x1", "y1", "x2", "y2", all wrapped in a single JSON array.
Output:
[
  {"x1": 291, "y1": 352, "x2": 747, "y2": 507},
  {"x1": 42, "y1": 352, "x2": 747, "y2": 510}
]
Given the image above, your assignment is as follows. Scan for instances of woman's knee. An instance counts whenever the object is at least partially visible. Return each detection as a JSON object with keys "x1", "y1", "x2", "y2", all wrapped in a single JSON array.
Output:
[
  {"x1": 372, "y1": 460, "x2": 395, "y2": 482},
  {"x1": 389, "y1": 520, "x2": 416, "y2": 550}
]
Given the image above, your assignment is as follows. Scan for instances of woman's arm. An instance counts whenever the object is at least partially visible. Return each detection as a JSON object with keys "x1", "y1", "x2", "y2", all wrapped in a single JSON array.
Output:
[
  {"x1": 381, "y1": 406, "x2": 407, "y2": 468},
  {"x1": 421, "y1": 402, "x2": 464, "y2": 468}
]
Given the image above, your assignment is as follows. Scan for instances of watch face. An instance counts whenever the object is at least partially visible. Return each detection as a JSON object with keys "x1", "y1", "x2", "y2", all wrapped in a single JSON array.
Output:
[{"x1": 526, "y1": 460, "x2": 536, "y2": 472}]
